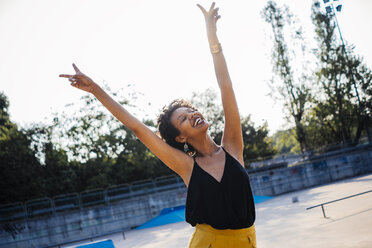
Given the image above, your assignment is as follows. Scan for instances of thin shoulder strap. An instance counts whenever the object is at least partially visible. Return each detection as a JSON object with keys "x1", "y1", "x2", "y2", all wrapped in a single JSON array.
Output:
[
  {"x1": 192, "y1": 154, "x2": 197, "y2": 166},
  {"x1": 221, "y1": 146, "x2": 227, "y2": 154}
]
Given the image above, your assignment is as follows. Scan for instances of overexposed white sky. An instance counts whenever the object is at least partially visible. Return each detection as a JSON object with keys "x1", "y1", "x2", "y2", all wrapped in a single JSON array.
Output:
[{"x1": 0, "y1": 0, "x2": 371, "y2": 134}]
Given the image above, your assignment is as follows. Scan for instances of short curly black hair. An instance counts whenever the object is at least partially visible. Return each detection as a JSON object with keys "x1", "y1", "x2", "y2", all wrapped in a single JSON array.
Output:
[{"x1": 157, "y1": 99, "x2": 198, "y2": 154}]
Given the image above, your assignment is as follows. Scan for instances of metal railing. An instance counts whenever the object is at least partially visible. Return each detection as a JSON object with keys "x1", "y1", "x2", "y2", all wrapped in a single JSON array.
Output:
[{"x1": 306, "y1": 189, "x2": 372, "y2": 218}]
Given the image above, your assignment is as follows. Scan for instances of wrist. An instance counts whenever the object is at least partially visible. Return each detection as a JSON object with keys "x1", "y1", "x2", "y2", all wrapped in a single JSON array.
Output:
[
  {"x1": 90, "y1": 82, "x2": 101, "y2": 95},
  {"x1": 207, "y1": 33, "x2": 221, "y2": 54}
]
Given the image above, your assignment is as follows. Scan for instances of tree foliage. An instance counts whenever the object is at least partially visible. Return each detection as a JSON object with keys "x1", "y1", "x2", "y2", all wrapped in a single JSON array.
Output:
[
  {"x1": 190, "y1": 89, "x2": 276, "y2": 165},
  {"x1": 48, "y1": 87, "x2": 171, "y2": 191},
  {"x1": 0, "y1": 93, "x2": 44, "y2": 203},
  {"x1": 241, "y1": 117, "x2": 276, "y2": 163},
  {"x1": 311, "y1": 1, "x2": 372, "y2": 145},
  {"x1": 271, "y1": 128, "x2": 300, "y2": 155},
  {"x1": 0, "y1": 87, "x2": 277, "y2": 204},
  {"x1": 262, "y1": 1, "x2": 313, "y2": 153},
  {"x1": 265, "y1": 1, "x2": 372, "y2": 153}
]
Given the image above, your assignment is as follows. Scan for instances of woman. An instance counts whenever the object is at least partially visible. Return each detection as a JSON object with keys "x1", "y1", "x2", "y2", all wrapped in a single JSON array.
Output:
[{"x1": 60, "y1": 2, "x2": 256, "y2": 248}]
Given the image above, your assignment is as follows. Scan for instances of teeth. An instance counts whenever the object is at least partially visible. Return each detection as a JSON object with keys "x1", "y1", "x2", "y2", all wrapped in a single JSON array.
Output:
[{"x1": 194, "y1": 118, "x2": 201, "y2": 126}]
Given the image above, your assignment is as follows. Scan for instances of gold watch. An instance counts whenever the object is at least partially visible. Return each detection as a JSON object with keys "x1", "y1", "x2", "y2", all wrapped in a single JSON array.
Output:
[{"x1": 210, "y1": 43, "x2": 222, "y2": 54}]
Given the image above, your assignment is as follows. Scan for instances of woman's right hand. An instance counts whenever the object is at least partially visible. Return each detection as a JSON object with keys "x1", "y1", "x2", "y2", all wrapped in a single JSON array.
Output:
[
  {"x1": 59, "y1": 63, "x2": 98, "y2": 93},
  {"x1": 197, "y1": 2, "x2": 220, "y2": 37}
]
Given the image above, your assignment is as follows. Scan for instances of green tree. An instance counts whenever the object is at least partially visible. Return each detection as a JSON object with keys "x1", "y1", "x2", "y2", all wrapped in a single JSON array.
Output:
[
  {"x1": 0, "y1": 92, "x2": 44, "y2": 204},
  {"x1": 271, "y1": 128, "x2": 301, "y2": 154},
  {"x1": 241, "y1": 116, "x2": 276, "y2": 164},
  {"x1": 190, "y1": 89, "x2": 276, "y2": 164},
  {"x1": 50, "y1": 86, "x2": 172, "y2": 189},
  {"x1": 31, "y1": 125, "x2": 78, "y2": 196},
  {"x1": 262, "y1": 1, "x2": 313, "y2": 153},
  {"x1": 0, "y1": 92, "x2": 15, "y2": 138},
  {"x1": 51, "y1": 93, "x2": 126, "y2": 162},
  {"x1": 311, "y1": 1, "x2": 372, "y2": 145}
]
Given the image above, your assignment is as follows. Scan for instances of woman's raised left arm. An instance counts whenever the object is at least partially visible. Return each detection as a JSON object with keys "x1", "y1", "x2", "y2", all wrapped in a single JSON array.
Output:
[{"x1": 197, "y1": 3, "x2": 244, "y2": 163}]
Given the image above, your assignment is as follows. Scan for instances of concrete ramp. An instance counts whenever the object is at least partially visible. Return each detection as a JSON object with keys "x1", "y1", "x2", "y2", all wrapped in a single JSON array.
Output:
[{"x1": 136, "y1": 205, "x2": 186, "y2": 230}]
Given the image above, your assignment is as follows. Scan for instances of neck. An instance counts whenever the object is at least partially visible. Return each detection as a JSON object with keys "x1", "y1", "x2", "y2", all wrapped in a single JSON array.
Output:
[{"x1": 189, "y1": 134, "x2": 220, "y2": 157}]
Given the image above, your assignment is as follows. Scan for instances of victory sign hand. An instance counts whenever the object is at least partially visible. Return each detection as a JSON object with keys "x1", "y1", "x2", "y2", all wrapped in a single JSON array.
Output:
[{"x1": 197, "y1": 2, "x2": 221, "y2": 36}]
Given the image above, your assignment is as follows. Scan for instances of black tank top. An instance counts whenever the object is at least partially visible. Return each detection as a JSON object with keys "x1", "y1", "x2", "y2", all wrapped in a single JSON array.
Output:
[{"x1": 185, "y1": 147, "x2": 256, "y2": 230}]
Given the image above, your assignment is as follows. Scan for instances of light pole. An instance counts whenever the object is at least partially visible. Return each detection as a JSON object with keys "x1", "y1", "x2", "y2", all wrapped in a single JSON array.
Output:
[{"x1": 323, "y1": 0, "x2": 371, "y2": 144}]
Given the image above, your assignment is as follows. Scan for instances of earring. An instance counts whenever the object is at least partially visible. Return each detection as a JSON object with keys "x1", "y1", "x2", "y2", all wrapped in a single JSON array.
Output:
[{"x1": 184, "y1": 142, "x2": 189, "y2": 153}]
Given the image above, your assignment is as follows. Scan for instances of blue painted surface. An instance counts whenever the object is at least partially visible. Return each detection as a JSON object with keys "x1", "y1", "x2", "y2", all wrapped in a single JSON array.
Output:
[
  {"x1": 73, "y1": 239, "x2": 115, "y2": 248},
  {"x1": 136, "y1": 195, "x2": 272, "y2": 230},
  {"x1": 254, "y1": 195, "x2": 273, "y2": 203}
]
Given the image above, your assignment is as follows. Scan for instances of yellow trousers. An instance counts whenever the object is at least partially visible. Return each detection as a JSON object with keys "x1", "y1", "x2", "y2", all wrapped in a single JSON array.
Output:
[{"x1": 187, "y1": 224, "x2": 257, "y2": 248}]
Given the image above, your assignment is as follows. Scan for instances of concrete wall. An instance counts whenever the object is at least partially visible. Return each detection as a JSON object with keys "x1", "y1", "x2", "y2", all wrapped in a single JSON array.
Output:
[
  {"x1": 249, "y1": 146, "x2": 372, "y2": 196},
  {"x1": 0, "y1": 189, "x2": 187, "y2": 248},
  {"x1": 1, "y1": 145, "x2": 371, "y2": 248}
]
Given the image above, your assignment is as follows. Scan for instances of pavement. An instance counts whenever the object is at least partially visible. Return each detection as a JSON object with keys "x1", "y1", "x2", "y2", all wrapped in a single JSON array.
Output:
[{"x1": 67, "y1": 173, "x2": 372, "y2": 248}]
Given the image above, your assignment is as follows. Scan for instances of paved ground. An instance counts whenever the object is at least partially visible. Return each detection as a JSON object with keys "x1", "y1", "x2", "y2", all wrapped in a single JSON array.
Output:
[{"x1": 68, "y1": 173, "x2": 372, "y2": 248}]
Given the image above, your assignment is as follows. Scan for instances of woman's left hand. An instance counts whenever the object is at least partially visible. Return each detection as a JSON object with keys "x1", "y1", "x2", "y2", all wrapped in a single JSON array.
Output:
[{"x1": 197, "y1": 2, "x2": 221, "y2": 36}]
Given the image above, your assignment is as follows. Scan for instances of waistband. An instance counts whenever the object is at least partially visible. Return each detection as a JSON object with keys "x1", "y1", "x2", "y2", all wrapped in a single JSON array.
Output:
[{"x1": 195, "y1": 224, "x2": 255, "y2": 236}]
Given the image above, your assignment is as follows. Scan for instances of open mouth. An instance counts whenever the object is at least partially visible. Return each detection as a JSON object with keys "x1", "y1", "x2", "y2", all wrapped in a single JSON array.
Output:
[{"x1": 193, "y1": 117, "x2": 204, "y2": 127}]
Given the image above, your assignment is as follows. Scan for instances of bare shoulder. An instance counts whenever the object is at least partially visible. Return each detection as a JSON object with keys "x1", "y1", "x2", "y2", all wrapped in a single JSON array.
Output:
[{"x1": 178, "y1": 155, "x2": 195, "y2": 187}]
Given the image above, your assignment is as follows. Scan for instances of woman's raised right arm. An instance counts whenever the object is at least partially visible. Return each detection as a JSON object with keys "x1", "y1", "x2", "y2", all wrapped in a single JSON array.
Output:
[{"x1": 59, "y1": 64, "x2": 193, "y2": 180}]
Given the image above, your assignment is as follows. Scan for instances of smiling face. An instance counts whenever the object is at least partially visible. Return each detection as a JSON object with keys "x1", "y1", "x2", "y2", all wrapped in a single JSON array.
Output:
[{"x1": 170, "y1": 107, "x2": 210, "y2": 142}]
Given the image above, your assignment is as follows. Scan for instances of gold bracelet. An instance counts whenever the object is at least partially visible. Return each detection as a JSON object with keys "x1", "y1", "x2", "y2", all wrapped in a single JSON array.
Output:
[{"x1": 210, "y1": 43, "x2": 222, "y2": 54}]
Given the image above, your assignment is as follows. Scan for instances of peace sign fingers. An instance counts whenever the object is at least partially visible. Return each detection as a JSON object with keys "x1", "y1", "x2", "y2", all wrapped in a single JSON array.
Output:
[
  {"x1": 196, "y1": 4, "x2": 207, "y2": 16},
  {"x1": 197, "y1": 2, "x2": 220, "y2": 35},
  {"x1": 209, "y1": 2, "x2": 216, "y2": 13}
]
